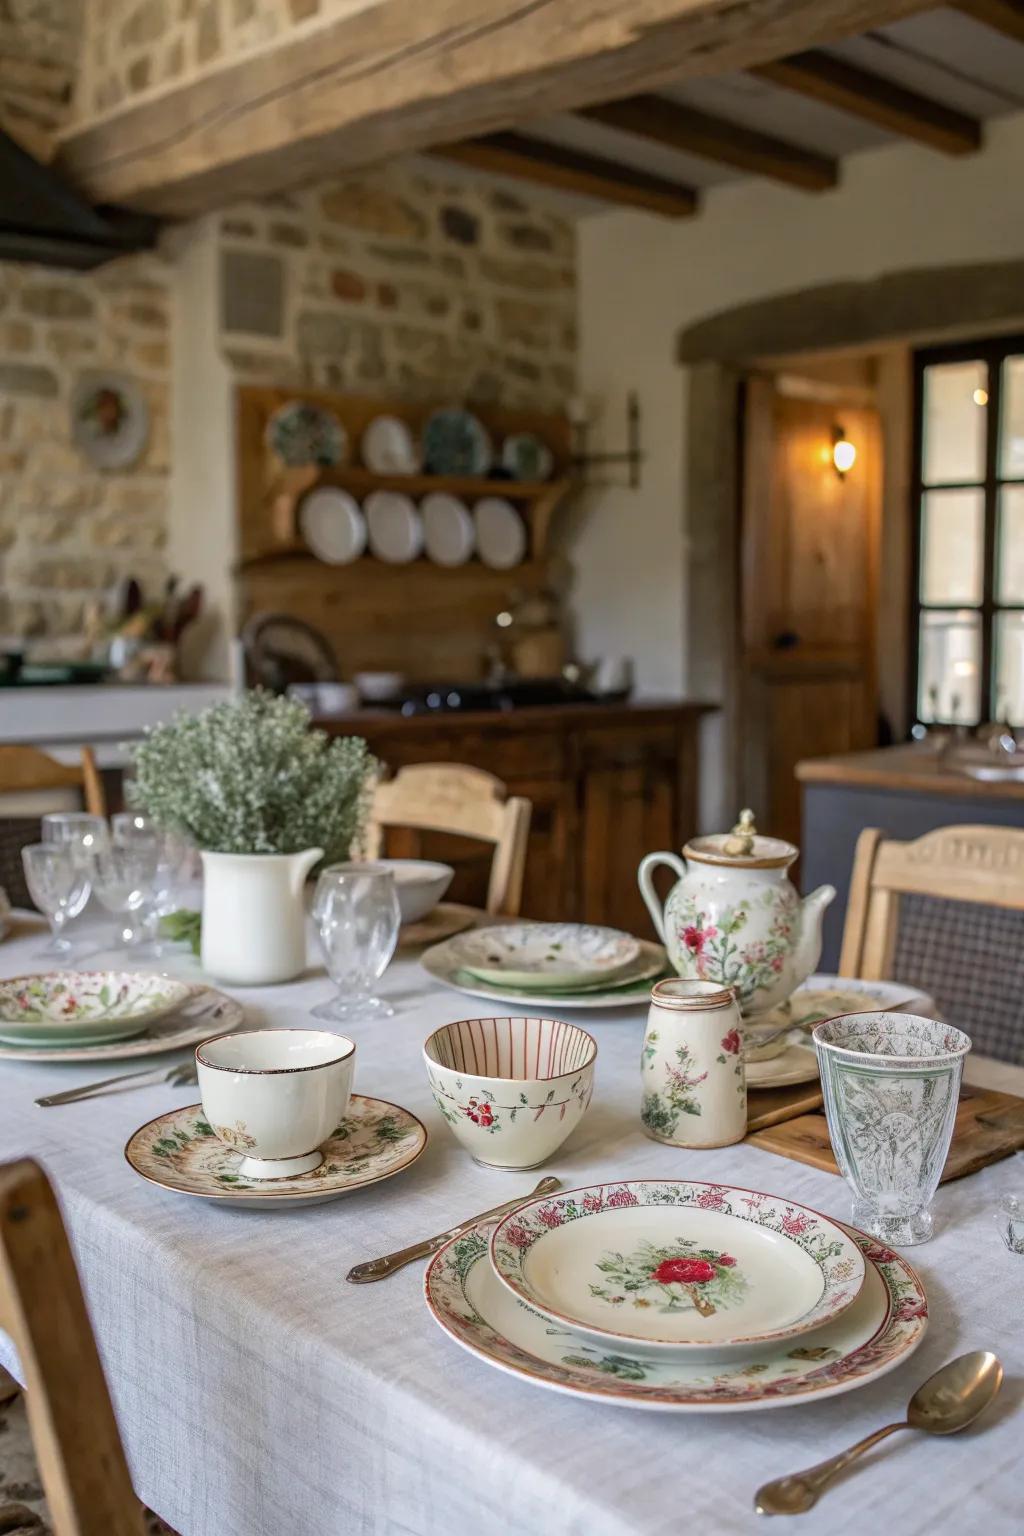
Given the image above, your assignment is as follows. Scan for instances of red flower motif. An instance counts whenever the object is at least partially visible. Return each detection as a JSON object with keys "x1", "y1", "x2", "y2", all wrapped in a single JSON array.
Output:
[
  {"x1": 463, "y1": 1098, "x2": 494, "y2": 1127},
  {"x1": 780, "y1": 1208, "x2": 813, "y2": 1237},
  {"x1": 606, "y1": 1188, "x2": 639, "y2": 1208},
  {"x1": 894, "y1": 1297, "x2": 928, "y2": 1322},
  {"x1": 683, "y1": 925, "x2": 706, "y2": 953},
  {"x1": 717, "y1": 1253, "x2": 736, "y2": 1267},
  {"x1": 652, "y1": 1257, "x2": 717, "y2": 1286},
  {"x1": 61, "y1": 997, "x2": 78, "y2": 1015},
  {"x1": 503, "y1": 1222, "x2": 531, "y2": 1250},
  {"x1": 537, "y1": 1203, "x2": 563, "y2": 1228},
  {"x1": 863, "y1": 1243, "x2": 896, "y2": 1265},
  {"x1": 770, "y1": 955, "x2": 783, "y2": 973},
  {"x1": 582, "y1": 1192, "x2": 604, "y2": 1213},
  {"x1": 720, "y1": 1029, "x2": 741, "y2": 1055},
  {"x1": 696, "y1": 1186, "x2": 726, "y2": 1209}
]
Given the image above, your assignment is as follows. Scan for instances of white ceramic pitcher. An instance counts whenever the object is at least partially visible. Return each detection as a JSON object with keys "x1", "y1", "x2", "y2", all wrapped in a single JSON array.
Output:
[{"x1": 200, "y1": 847, "x2": 323, "y2": 985}]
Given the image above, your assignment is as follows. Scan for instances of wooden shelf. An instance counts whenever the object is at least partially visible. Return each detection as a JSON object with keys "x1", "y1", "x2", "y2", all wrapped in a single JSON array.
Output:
[
  {"x1": 312, "y1": 466, "x2": 570, "y2": 501},
  {"x1": 236, "y1": 550, "x2": 551, "y2": 584}
]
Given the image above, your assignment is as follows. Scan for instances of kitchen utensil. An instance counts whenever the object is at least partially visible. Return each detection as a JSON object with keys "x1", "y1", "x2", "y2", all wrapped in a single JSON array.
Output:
[
  {"x1": 125, "y1": 1095, "x2": 427, "y2": 1208},
  {"x1": 361, "y1": 414, "x2": 419, "y2": 475},
  {"x1": 36, "y1": 1058, "x2": 198, "y2": 1108},
  {"x1": 312, "y1": 865, "x2": 401, "y2": 1021},
  {"x1": 447, "y1": 922, "x2": 640, "y2": 989},
  {"x1": 365, "y1": 490, "x2": 423, "y2": 563},
  {"x1": 0, "y1": 986, "x2": 241, "y2": 1065},
  {"x1": 814, "y1": 1012, "x2": 971, "y2": 1245},
  {"x1": 421, "y1": 492, "x2": 475, "y2": 566},
  {"x1": 0, "y1": 971, "x2": 192, "y2": 1047},
  {"x1": 423, "y1": 1016, "x2": 596, "y2": 1170},
  {"x1": 490, "y1": 1180, "x2": 864, "y2": 1360},
  {"x1": 754, "y1": 1350, "x2": 1003, "y2": 1515},
  {"x1": 422, "y1": 408, "x2": 491, "y2": 476},
  {"x1": 642, "y1": 979, "x2": 746, "y2": 1148},
  {"x1": 197, "y1": 1028, "x2": 356, "y2": 1178},
  {"x1": 425, "y1": 1220, "x2": 926, "y2": 1413},
  {"x1": 299, "y1": 486, "x2": 367, "y2": 565},
  {"x1": 241, "y1": 612, "x2": 339, "y2": 689},
  {"x1": 474, "y1": 497, "x2": 526, "y2": 569},
  {"x1": 346, "y1": 1174, "x2": 561, "y2": 1283}
]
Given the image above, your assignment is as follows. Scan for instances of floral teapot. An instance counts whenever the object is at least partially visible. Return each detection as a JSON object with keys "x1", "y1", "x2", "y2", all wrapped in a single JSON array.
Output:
[{"x1": 638, "y1": 809, "x2": 835, "y2": 1018}]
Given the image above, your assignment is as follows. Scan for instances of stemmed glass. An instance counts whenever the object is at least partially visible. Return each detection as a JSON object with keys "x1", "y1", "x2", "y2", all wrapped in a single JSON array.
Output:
[
  {"x1": 111, "y1": 813, "x2": 190, "y2": 955},
  {"x1": 89, "y1": 836, "x2": 161, "y2": 947},
  {"x1": 311, "y1": 864, "x2": 401, "y2": 1023},
  {"x1": 21, "y1": 843, "x2": 92, "y2": 957}
]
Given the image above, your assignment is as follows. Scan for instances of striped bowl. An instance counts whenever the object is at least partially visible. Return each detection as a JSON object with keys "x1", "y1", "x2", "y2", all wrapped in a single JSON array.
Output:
[{"x1": 423, "y1": 1016, "x2": 597, "y2": 1169}]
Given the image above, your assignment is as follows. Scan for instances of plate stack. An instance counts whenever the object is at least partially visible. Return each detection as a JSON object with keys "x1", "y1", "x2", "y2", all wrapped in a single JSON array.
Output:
[{"x1": 425, "y1": 1178, "x2": 928, "y2": 1412}]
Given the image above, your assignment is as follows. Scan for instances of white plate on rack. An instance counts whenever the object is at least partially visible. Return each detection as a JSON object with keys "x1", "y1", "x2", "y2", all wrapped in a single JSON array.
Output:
[
  {"x1": 365, "y1": 491, "x2": 423, "y2": 563},
  {"x1": 422, "y1": 492, "x2": 475, "y2": 566},
  {"x1": 474, "y1": 497, "x2": 526, "y2": 569},
  {"x1": 361, "y1": 415, "x2": 419, "y2": 475},
  {"x1": 299, "y1": 486, "x2": 366, "y2": 565}
]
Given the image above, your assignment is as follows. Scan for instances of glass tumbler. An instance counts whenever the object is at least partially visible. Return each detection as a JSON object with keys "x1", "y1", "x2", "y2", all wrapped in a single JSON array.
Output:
[
  {"x1": 89, "y1": 838, "x2": 161, "y2": 946},
  {"x1": 312, "y1": 865, "x2": 400, "y2": 1023},
  {"x1": 813, "y1": 1010, "x2": 971, "y2": 1246},
  {"x1": 21, "y1": 842, "x2": 92, "y2": 956}
]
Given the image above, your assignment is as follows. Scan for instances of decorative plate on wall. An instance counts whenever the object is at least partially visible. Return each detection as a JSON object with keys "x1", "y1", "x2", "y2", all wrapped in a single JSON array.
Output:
[
  {"x1": 501, "y1": 433, "x2": 554, "y2": 482},
  {"x1": 266, "y1": 400, "x2": 347, "y2": 467},
  {"x1": 71, "y1": 371, "x2": 149, "y2": 470},
  {"x1": 422, "y1": 408, "x2": 492, "y2": 476},
  {"x1": 474, "y1": 497, "x2": 526, "y2": 569},
  {"x1": 421, "y1": 492, "x2": 475, "y2": 567},
  {"x1": 361, "y1": 415, "x2": 419, "y2": 475},
  {"x1": 365, "y1": 490, "x2": 424, "y2": 563},
  {"x1": 299, "y1": 486, "x2": 367, "y2": 565}
]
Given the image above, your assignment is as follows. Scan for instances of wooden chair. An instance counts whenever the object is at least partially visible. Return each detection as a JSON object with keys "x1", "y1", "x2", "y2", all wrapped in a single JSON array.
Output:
[
  {"x1": 0, "y1": 1158, "x2": 145, "y2": 1536},
  {"x1": 367, "y1": 763, "x2": 532, "y2": 915},
  {"x1": 839, "y1": 824, "x2": 1024, "y2": 1063},
  {"x1": 0, "y1": 745, "x2": 105, "y2": 816}
]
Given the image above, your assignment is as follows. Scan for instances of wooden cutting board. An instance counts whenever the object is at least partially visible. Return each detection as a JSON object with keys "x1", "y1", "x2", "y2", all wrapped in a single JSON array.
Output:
[
  {"x1": 747, "y1": 1083, "x2": 1024, "y2": 1183},
  {"x1": 746, "y1": 1081, "x2": 823, "y2": 1133}
]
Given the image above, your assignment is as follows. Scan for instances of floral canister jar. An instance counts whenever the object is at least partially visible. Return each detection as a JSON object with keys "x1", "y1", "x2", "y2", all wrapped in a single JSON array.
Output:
[{"x1": 641, "y1": 978, "x2": 746, "y2": 1149}]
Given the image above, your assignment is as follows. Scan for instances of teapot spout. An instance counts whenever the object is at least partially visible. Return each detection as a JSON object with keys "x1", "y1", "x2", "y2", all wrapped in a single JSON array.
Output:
[{"x1": 792, "y1": 883, "x2": 836, "y2": 987}]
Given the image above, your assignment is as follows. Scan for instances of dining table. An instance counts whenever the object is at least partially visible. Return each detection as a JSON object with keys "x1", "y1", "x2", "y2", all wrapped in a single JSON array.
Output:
[{"x1": 0, "y1": 912, "x2": 1021, "y2": 1536}]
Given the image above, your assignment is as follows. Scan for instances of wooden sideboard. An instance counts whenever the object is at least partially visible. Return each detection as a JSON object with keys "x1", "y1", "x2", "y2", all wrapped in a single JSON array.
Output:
[{"x1": 319, "y1": 700, "x2": 712, "y2": 934}]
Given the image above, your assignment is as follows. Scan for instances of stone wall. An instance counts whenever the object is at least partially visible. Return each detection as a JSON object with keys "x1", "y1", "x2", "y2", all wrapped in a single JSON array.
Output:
[
  {"x1": 216, "y1": 160, "x2": 576, "y2": 410},
  {"x1": 0, "y1": 0, "x2": 82, "y2": 159},
  {"x1": 0, "y1": 254, "x2": 172, "y2": 641}
]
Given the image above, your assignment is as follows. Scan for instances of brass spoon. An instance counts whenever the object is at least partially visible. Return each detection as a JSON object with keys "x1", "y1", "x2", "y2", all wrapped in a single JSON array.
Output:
[{"x1": 755, "y1": 1350, "x2": 1003, "y2": 1517}]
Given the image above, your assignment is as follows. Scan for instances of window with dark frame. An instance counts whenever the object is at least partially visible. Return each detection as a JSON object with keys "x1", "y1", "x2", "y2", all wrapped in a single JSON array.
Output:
[{"x1": 911, "y1": 335, "x2": 1024, "y2": 729}]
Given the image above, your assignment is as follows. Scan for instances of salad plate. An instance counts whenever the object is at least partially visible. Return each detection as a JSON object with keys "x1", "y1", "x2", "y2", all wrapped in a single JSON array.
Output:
[
  {"x1": 0, "y1": 971, "x2": 193, "y2": 1047},
  {"x1": 745, "y1": 1042, "x2": 819, "y2": 1089},
  {"x1": 490, "y1": 1181, "x2": 864, "y2": 1360},
  {"x1": 361, "y1": 415, "x2": 419, "y2": 475},
  {"x1": 125, "y1": 1095, "x2": 427, "y2": 1208},
  {"x1": 754, "y1": 976, "x2": 937, "y2": 1033},
  {"x1": 299, "y1": 486, "x2": 366, "y2": 565},
  {"x1": 422, "y1": 408, "x2": 491, "y2": 476},
  {"x1": 501, "y1": 433, "x2": 554, "y2": 482},
  {"x1": 426, "y1": 1217, "x2": 926, "y2": 1413},
  {"x1": 421, "y1": 937, "x2": 667, "y2": 1010},
  {"x1": 0, "y1": 983, "x2": 242, "y2": 1062},
  {"x1": 365, "y1": 490, "x2": 423, "y2": 564},
  {"x1": 266, "y1": 400, "x2": 347, "y2": 467},
  {"x1": 421, "y1": 492, "x2": 475, "y2": 566},
  {"x1": 474, "y1": 497, "x2": 526, "y2": 569},
  {"x1": 447, "y1": 922, "x2": 640, "y2": 989}
]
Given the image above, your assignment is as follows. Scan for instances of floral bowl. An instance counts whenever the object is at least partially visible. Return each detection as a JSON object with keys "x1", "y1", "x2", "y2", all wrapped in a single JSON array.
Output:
[
  {"x1": 423, "y1": 1015, "x2": 597, "y2": 1169},
  {"x1": 0, "y1": 971, "x2": 193, "y2": 1046}
]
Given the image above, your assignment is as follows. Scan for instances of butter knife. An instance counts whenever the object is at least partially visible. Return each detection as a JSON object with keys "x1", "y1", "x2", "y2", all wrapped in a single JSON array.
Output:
[{"x1": 346, "y1": 1174, "x2": 560, "y2": 1284}]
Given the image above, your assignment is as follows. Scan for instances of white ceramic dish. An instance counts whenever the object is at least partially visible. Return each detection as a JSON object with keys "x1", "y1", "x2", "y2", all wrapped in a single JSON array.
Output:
[
  {"x1": 490, "y1": 1180, "x2": 864, "y2": 1360},
  {"x1": 196, "y1": 1028, "x2": 355, "y2": 1179},
  {"x1": 745, "y1": 1043, "x2": 820, "y2": 1089},
  {"x1": 423, "y1": 1015, "x2": 596, "y2": 1170},
  {"x1": 754, "y1": 976, "x2": 938, "y2": 1032},
  {"x1": 124, "y1": 1095, "x2": 427, "y2": 1208},
  {"x1": 421, "y1": 492, "x2": 475, "y2": 567},
  {"x1": 447, "y1": 922, "x2": 640, "y2": 989},
  {"x1": 0, "y1": 984, "x2": 242, "y2": 1063},
  {"x1": 361, "y1": 415, "x2": 419, "y2": 475},
  {"x1": 426, "y1": 1218, "x2": 926, "y2": 1412},
  {"x1": 421, "y1": 936, "x2": 668, "y2": 1010},
  {"x1": 377, "y1": 859, "x2": 454, "y2": 924},
  {"x1": 0, "y1": 971, "x2": 193, "y2": 1047},
  {"x1": 474, "y1": 497, "x2": 526, "y2": 569},
  {"x1": 365, "y1": 491, "x2": 423, "y2": 564},
  {"x1": 501, "y1": 433, "x2": 553, "y2": 481},
  {"x1": 299, "y1": 486, "x2": 366, "y2": 565},
  {"x1": 354, "y1": 670, "x2": 405, "y2": 702}
]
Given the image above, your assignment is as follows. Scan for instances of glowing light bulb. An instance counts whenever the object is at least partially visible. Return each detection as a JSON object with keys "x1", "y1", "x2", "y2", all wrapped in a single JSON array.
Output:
[
  {"x1": 973, "y1": 388, "x2": 988, "y2": 406},
  {"x1": 832, "y1": 438, "x2": 856, "y2": 475}
]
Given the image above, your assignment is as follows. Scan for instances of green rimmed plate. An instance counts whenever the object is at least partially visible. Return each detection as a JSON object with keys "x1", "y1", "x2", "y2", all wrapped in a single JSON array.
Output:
[{"x1": 0, "y1": 971, "x2": 193, "y2": 1047}]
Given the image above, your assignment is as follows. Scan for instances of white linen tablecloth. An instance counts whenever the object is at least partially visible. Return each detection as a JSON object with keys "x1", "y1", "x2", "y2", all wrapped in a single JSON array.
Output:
[{"x1": 0, "y1": 920, "x2": 1021, "y2": 1536}]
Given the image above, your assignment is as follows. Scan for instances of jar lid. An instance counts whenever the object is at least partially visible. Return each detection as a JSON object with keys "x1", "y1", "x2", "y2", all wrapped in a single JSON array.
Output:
[
  {"x1": 684, "y1": 808, "x2": 797, "y2": 870},
  {"x1": 650, "y1": 978, "x2": 736, "y2": 1010}
]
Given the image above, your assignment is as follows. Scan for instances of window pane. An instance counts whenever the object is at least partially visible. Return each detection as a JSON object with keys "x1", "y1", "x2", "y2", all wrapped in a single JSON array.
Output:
[
  {"x1": 922, "y1": 360, "x2": 987, "y2": 485},
  {"x1": 1000, "y1": 355, "x2": 1024, "y2": 478},
  {"x1": 918, "y1": 610, "x2": 982, "y2": 723},
  {"x1": 920, "y1": 488, "x2": 984, "y2": 604},
  {"x1": 994, "y1": 611, "x2": 1024, "y2": 725},
  {"x1": 996, "y1": 485, "x2": 1024, "y2": 603}
]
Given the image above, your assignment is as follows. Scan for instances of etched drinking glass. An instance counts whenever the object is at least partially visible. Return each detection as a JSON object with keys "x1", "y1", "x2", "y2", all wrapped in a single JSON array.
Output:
[
  {"x1": 111, "y1": 813, "x2": 190, "y2": 955},
  {"x1": 21, "y1": 842, "x2": 92, "y2": 956},
  {"x1": 312, "y1": 865, "x2": 400, "y2": 1023},
  {"x1": 89, "y1": 838, "x2": 161, "y2": 947},
  {"x1": 813, "y1": 1011, "x2": 971, "y2": 1246}
]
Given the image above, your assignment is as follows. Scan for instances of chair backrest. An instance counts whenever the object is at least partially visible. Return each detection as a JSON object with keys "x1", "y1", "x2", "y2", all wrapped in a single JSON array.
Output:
[
  {"x1": 0, "y1": 746, "x2": 105, "y2": 817},
  {"x1": 367, "y1": 763, "x2": 531, "y2": 915},
  {"x1": 0, "y1": 1159, "x2": 144, "y2": 1536},
  {"x1": 839, "y1": 824, "x2": 1024, "y2": 1063}
]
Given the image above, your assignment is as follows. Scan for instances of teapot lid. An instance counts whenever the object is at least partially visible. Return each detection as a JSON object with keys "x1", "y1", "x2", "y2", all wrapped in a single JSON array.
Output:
[{"x1": 684, "y1": 809, "x2": 797, "y2": 870}]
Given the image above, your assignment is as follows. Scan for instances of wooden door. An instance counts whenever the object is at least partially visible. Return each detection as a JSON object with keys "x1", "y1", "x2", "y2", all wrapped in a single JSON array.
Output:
[{"x1": 740, "y1": 379, "x2": 881, "y2": 849}]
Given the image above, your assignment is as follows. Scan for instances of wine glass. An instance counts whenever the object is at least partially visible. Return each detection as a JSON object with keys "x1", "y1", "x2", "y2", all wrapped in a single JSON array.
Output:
[
  {"x1": 89, "y1": 837, "x2": 161, "y2": 947},
  {"x1": 41, "y1": 812, "x2": 109, "y2": 863},
  {"x1": 21, "y1": 843, "x2": 92, "y2": 957},
  {"x1": 111, "y1": 814, "x2": 190, "y2": 954},
  {"x1": 312, "y1": 865, "x2": 400, "y2": 1023}
]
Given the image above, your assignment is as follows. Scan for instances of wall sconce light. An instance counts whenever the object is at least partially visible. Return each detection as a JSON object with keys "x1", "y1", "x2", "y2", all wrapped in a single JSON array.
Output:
[
  {"x1": 832, "y1": 424, "x2": 856, "y2": 479},
  {"x1": 569, "y1": 392, "x2": 644, "y2": 489}
]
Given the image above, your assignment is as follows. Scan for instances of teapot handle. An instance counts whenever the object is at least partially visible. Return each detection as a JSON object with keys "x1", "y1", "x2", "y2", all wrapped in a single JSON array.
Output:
[{"x1": 637, "y1": 852, "x2": 686, "y2": 944}]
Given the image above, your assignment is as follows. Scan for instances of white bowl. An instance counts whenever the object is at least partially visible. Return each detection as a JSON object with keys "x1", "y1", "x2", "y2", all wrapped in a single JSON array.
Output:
[
  {"x1": 196, "y1": 1028, "x2": 355, "y2": 1179},
  {"x1": 423, "y1": 1015, "x2": 596, "y2": 1170},
  {"x1": 354, "y1": 670, "x2": 405, "y2": 703},
  {"x1": 372, "y1": 859, "x2": 454, "y2": 924}
]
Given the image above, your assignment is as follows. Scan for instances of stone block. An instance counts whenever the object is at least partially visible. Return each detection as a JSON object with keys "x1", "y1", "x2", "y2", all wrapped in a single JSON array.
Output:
[
  {"x1": 330, "y1": 269, "x2": 367, "y2": 302},
  {"x1": 127, "y1": 55, "x2": 151, "y2": 91},
  {"x1": 111, "y1": 301, "x2": 167, "y2": 329},
  {"x1": 121, "y1": 0, "x2": 168, "y2": 49},
  {"x1": 268, "y1": 221, "x2": 308, "y2": 248},
  {"x1": 289, "y1": 0, "x2": 319, "y2": 18},
  {"x1": 295, "y1": 310, "x2": 361, "y2": 357},
  {"x1": 499, "y1": 222, "x2": 555, "y2": 253},
  {"x1": 20, "y1": 285, "x2": 93, "y2": 320},
  {"x1": 220, "y1": 249, "x2": 284, "y2": 338},
  {"x1": 223, "y1": 349, "x2": 302, "y2": 386},
  {"x1": 0, "y1": 321, "x2": 34, "y2": 353},
  {"x1": 134, "y1": 339, "x2": 170, "y2": 371},
  {"x1": 0, "y1": 363, "x2": 57, "y2": 396},
  {"x1": 440, "y1": 206, "x2": 479, "y2": 246},
  {"x1": 480, "y1": 257, "x2": 570, "y2": 292},
  {"x1": 322, "y1": 185, "x2": 427, "y2": 241},
  {"x1": 46, "y1": 326, "x2": 97, "y2": 359},
  {"x1": 196, "y1": 0, "x2": 221, "y2": 63}
]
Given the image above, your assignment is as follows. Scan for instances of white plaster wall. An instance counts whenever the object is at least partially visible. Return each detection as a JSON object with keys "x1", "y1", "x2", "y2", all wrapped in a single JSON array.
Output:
[{"x1": 573, "y1": 111, "x2": 1024, "y2": 727}]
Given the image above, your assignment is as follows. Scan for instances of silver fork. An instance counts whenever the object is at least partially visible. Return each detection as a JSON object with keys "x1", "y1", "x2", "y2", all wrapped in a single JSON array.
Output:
[{"x1": 36, "y1": 1059, "x2": 198, "y2": 1108}]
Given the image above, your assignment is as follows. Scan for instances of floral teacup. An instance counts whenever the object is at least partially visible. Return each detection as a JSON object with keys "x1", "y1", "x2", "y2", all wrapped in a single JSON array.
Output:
[{"x1": 423, "y1": 1016, "x2": 596, "y2": 1169}]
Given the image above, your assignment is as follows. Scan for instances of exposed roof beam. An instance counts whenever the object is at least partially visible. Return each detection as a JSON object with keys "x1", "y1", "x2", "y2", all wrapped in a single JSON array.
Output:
[
  {"x1": 434, "y1": 131, "x2": 697, "y2": 217},
  {"x1": 752, "y1": 50, "x2": 982, "y2": 155},
  {"x1": 578, "y1": 93, "x2": 837, "y2": 191},
  {"x1": 952, "y1": 0, "x2": 1024, "y2": 43}
]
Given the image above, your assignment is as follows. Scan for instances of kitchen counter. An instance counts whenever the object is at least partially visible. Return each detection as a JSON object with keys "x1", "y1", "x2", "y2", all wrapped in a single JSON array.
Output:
[
  {"x1": 0, "y1": 682, "x2": 236, "y2": 767},
  {"x1": 796, "y1": 742, "x2": 1024, "y2": 800}
]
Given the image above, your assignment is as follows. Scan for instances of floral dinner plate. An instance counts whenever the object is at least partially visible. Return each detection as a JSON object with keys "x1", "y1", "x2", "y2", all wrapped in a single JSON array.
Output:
[
  {"x1": 124, "y1": 1095, "x2": 427, "y2": 1208},
  {"x1": 490, "y1": 1181, "x2": 864, "y2": 1360},
  {"x1": 426, "y1": 1218, "x2": 926, "y2": 1412},
  {"x1": 0, "y1": 971, "x2": 193, "y2": 1047},
  {"x1": 421, "y1": 937, "x2": 667, "y2": 1010},
  {"x1": 447, "y1": 922, "x2": 641, "y2": 989},
  {"x1": 0, "y1": 983, "x2": 241, "y2": 1063}
]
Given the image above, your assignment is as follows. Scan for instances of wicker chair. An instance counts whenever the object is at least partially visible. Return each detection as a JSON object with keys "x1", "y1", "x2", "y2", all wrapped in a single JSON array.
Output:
[{"x1": 0, "y1": 746, "x2": 106, "y2": 909}]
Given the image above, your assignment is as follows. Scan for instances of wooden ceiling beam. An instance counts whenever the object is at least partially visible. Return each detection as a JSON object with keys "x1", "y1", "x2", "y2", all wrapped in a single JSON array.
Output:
[
  {"x1": 753, "y1": 50, "x2": 982, "y2": 155},
  {"x1": 952, "y1": 0, "x2": 1024, "y2": 44},
  {"x1": 578, "y1": 93, "x2": 837, "y2": 191},
  {"x1": 434, "y1": 131, "x2": 697, "y2": 217}
]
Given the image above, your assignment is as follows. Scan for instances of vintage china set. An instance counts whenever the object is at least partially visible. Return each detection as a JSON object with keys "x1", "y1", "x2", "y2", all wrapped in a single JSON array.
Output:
[
  {"x1": 421, "y1": 932, "x2": 668, "y2": 1010},
  {"x1": 0, "y1": 970, "x2": 192, "y2": 1047}
]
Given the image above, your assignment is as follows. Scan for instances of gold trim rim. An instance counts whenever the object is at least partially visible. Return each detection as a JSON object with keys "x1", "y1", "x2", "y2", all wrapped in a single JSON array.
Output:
[{"x1": 649, "y1": 978, "x2": 736, "y2": 1010}]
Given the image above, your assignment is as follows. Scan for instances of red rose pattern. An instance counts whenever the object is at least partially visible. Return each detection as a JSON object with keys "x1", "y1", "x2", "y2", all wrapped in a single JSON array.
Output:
[
  {"x1": 720, "y1": 1029, "x2": 741, "y2": 1055},
  {"x1": 463, "y1": 1098, "x2": 494, "y2": 1128},
  {"x1": 605, "y1": 1188, "x2": 640, "y2": 1208},
  {"x1": 651, "y1": 1257, "x2": 718, "y2": 1286}
]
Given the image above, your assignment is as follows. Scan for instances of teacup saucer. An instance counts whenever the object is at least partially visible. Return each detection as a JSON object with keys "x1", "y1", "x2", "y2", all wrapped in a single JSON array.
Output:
[{"x1": 124, "y1": 1095, "x2": 427, "y2": 1208}]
